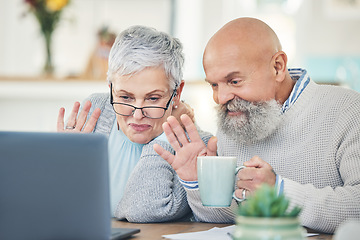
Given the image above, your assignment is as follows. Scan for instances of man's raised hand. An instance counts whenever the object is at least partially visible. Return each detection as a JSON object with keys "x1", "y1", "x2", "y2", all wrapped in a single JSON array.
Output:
[{"x1": 153, "y1": 114, "x2": 217, "y2": 181}]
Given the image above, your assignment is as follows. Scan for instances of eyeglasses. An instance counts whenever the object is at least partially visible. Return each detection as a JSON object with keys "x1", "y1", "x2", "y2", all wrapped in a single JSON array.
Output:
[{"x1": 110, "y1": 83, "x2": 177, "y2": 119}]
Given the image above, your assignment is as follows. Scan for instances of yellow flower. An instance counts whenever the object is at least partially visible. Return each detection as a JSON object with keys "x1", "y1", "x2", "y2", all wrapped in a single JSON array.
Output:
[{"x1": 45, "y1": 0, "x2": 69, "y2": 12}]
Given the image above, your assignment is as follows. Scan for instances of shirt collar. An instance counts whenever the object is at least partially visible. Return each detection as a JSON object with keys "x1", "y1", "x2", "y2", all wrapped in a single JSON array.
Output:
[{"x1": 281, "y1": 68, "x2": 310, "y2": 113}]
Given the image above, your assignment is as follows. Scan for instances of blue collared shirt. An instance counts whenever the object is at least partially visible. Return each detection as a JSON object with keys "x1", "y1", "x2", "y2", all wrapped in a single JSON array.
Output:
[
  {"x1": 108, "y1": 121, "x2": 144, "y2": 215},
  {"x1": 282, "y1": 68, "x2": 310, "y2": 113}
]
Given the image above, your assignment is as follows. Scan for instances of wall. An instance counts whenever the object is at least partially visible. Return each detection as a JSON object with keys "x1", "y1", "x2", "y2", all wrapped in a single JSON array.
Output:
[
  {"x1": 0, "y1": 0, "x2": 172, "y2": 78},
  {"x1": 1, "y1": 0, "x2": 360, "y2": 134},
  {"x1": 0, "y1": 80, "x2": 108, "y2": 132},
  {"x1": 1, "y1": 0, "x2": 360, "y2": 83},
  {"x1": 295, "y1": 0, "x2": 360, "y2": 89}
]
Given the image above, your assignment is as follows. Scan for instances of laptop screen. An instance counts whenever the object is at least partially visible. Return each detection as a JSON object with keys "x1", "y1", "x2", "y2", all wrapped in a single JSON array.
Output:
[{"x1": 0, "y1": 131, "x2": 114, "y2": 240}]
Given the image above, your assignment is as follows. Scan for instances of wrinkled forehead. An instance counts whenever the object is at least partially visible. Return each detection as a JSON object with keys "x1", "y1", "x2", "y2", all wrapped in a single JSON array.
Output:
[{"x1": 204, "y1": 42, "x2": 257, "y2": 73}]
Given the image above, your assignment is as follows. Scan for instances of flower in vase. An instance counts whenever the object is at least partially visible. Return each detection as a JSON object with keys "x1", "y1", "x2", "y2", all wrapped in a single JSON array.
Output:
[{"x1": 24, "y1": 0, "x2": 70, "y2": 76}]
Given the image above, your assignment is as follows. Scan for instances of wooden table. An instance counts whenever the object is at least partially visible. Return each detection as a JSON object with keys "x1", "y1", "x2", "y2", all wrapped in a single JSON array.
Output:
[{"x1": 112, "y1": 220, "x2": 333, "y2": 240}]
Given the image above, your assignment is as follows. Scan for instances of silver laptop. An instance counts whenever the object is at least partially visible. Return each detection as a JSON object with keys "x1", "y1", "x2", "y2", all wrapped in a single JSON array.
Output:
[{"x1": 0, "y1": 131, "x2": 139, "y2": 240}]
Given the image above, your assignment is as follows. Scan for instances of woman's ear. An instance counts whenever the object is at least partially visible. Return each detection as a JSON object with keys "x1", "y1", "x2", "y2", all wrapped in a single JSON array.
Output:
[
  {"x1": 273, "y1": 51, "x2": 287, "y2": 83},
  {"x1": 173, "y1": 80, "x2": 185, "y2": 108}
]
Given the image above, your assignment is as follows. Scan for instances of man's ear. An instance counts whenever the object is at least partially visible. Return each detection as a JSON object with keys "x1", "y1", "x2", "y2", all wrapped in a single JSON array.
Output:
[{"x1": 273, "y1": 51, "x2": 287, "y2": 83}]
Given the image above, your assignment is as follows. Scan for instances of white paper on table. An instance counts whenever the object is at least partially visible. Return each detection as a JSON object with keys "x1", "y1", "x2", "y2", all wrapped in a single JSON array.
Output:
[
  {"x1": 162, "y1": 225, "x2": 235, "y2": 240},
  {"x1": 162, "y1": 225, "x2": 319, "y2": 240}
]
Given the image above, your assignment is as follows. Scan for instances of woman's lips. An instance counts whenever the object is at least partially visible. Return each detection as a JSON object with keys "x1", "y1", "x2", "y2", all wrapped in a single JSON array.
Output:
[{"x1": 129, "y1": 123, "x2": 151, "y2": 132}]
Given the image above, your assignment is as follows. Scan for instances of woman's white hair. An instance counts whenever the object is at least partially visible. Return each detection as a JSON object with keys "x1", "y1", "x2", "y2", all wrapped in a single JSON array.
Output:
[{"x1": 107, "y1": 25, "x2": 184, "y2": 90}]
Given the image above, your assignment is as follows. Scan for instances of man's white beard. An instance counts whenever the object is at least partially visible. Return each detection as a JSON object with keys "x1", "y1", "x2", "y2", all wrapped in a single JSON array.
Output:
[{"x1": 217, "y1": 97, "x2": 283, "y2": 144}]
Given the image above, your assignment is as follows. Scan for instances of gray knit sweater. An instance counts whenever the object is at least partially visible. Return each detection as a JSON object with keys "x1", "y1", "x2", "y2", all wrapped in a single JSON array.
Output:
[
  {"x1": 185, "y1": 80, "x2": 360, "y2": 233},
  {"x1": 84, "y1": 92, "x2": 212, "y2": 223}
]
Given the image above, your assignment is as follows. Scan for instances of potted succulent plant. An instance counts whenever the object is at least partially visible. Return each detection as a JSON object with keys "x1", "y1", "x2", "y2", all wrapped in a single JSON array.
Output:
[{"x1": 233, "y1": 184, "x2": 306, "y2": 240}]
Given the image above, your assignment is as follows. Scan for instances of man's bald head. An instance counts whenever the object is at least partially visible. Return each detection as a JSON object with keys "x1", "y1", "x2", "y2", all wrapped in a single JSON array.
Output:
[
  {"x1": 204, "y1": 17, "x2": 282, "y2": 66},
  {"x1": 202, "y1": 17, "x2": 294, "y2": 106}
]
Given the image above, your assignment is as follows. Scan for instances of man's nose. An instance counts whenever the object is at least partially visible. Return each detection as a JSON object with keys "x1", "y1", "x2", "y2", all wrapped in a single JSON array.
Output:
[{"x1": 216, "y1": 85, "x2": 235, "y2": 105}]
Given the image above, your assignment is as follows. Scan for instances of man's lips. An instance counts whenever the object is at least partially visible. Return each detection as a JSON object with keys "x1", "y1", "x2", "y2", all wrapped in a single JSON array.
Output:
[
  {"x1": 129, "y1": 123, "x2": 151, "y2": 132},
  {"x1": 227, "y1": 110, "x2": 244, "y2": 116}
]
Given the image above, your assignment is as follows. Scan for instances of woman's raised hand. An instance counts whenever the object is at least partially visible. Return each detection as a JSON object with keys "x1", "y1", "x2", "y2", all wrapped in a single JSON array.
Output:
[{"x1": 57, "y1": 100, "x2": 101, "y2": 133}]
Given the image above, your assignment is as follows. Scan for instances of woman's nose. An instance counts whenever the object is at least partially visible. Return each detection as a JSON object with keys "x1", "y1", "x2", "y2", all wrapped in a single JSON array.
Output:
[{"x1": 132, "y1": 108, "x2": 144, "y2": 119}]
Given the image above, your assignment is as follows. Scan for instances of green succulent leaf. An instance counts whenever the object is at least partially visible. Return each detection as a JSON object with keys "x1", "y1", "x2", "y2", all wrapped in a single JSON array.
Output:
[{"x1": 237, "y1": 184, "x2": 302, "y2": 218}]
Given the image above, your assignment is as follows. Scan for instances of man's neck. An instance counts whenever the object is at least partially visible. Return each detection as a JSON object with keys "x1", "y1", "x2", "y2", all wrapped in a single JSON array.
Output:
[{"x1": 275, "y1": 73, "x2": 296, "y2": 104}]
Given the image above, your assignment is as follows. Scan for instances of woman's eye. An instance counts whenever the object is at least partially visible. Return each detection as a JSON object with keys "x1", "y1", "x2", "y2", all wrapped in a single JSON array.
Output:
[
  {"x1": 148, "y1": 97, "x2": 160, "y2": 102},
  {"x1": 119, "y1": 96, "x2": 132, "y2": 102}
]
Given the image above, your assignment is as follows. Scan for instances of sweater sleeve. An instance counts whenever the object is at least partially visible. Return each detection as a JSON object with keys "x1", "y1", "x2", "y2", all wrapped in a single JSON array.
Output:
[
  {"x1": 185, "y1": 189, "x2": 238, "y2": 223},
  {"x1": 81, "y1": 93, "x2": 115, "y2": 136},
  {"x1": 284, "y1": 99, "x2": 360, "y2": 233},
  {"x1": 114, "y1": 139, "x2": 191, "y2": 223}
]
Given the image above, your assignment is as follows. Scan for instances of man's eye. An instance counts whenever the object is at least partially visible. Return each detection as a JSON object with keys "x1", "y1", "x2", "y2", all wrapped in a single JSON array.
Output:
[
  {"x1": 209, "y1": 82, "x2": 218, "y2": 88},
  {"x1": 230, "y1": 79, "x2": 241, "y2": 85}
]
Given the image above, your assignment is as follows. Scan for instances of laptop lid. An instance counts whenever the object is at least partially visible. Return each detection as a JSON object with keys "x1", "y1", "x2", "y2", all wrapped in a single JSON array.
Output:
[{"x1": 0, "y1": 131, "x2": 139, "y2": 240}]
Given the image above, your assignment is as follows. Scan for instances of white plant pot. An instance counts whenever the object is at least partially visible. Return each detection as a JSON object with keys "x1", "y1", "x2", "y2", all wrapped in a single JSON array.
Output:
[{"x1": 233, "y1": 216, "x2": 307, "y2": 240}]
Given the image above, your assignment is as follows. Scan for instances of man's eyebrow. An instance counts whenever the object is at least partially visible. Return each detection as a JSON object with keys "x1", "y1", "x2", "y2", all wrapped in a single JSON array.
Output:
[
  {"x1": 225, "y1": 71, "x2": 240, "y2": 79},
  {"x1": 205, "y1": 79, "x2": 216, "y2": 85},
  {"x1": 205, "y1": 71, "x2": 241, "y2": 84}
]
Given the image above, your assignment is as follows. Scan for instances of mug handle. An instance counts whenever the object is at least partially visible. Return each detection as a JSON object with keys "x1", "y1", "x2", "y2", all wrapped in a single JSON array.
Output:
[{"x1": 233, "y1": 166, "x2": 246, "y2": 202}]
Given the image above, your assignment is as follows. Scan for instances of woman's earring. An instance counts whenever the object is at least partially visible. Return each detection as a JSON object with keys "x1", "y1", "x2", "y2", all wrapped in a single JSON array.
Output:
[{"x1": 174, "y1": 105, "x2": 178, "y2": 109}]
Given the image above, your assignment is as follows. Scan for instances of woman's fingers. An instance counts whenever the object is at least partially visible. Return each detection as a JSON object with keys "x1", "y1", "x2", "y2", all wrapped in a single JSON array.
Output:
[
  {"x1": 66, "y1": 101, "x2": 81, "y2": 128},
  {"x1": 58, "y1": 101, "x2": 98, "y2": 133},
  {"x1": 74, "y1": 100, "x2": 92, "y2": 131},
  {"x1": 82, "y1": 108, "x2": 101, "y2": 132},
  {"x1": 57, "y1": 107, "x2": 65, "y2": 132}
]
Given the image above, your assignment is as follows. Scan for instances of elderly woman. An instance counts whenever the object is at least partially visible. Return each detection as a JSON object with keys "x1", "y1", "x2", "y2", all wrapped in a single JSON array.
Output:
[{"x1": 57, "y1": 26, "x2": 212, "y2": 223}]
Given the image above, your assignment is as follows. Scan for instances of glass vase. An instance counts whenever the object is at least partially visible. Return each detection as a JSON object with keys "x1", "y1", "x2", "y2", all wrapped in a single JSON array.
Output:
[{"x1": 43, "y1": 31, "x2": 54, "y2": 77}]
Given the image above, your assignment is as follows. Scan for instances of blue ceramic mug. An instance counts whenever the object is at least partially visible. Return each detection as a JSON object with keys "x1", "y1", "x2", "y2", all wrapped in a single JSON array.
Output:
[{"x1": 197, "y1": 156, "x2": 246, "y2": 207}]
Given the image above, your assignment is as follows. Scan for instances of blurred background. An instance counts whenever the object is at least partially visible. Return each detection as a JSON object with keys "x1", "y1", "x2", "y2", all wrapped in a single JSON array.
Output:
[{"x1": 1, "y1": 0, "x2": 360, "y2": 134}]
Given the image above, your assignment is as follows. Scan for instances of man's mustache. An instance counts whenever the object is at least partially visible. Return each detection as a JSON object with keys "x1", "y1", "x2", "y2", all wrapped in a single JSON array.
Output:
[{"x1": 220, "y1": 98, "x2": 254, "y2": 113}]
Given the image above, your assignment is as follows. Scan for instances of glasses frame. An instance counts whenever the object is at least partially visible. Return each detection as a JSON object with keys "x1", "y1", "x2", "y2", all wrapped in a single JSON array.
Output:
[{"x1": 110, "y1": 83, "x2": 177, "y2": 119}]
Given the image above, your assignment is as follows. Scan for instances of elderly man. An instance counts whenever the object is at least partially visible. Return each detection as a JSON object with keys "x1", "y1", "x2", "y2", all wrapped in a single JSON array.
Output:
[{"x1": 154, "y1": 17, "x2": 360, "y2": 233}]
